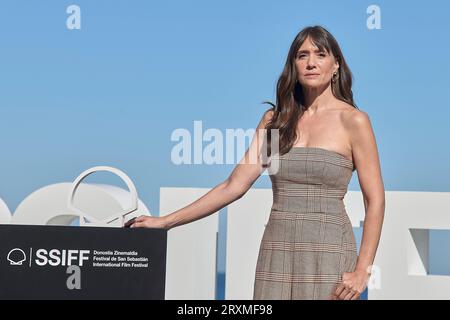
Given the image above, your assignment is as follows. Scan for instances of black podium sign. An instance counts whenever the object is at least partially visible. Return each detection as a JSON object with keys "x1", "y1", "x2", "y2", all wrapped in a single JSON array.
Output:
[{"x1": 0, "y1": 224, "x2": 167, "y2": 299}]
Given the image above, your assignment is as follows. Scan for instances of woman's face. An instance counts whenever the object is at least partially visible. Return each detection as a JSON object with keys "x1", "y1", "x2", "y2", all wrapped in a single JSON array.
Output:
[{"x1": 295, "y1": 36, "x2": 339, "y2": 89}]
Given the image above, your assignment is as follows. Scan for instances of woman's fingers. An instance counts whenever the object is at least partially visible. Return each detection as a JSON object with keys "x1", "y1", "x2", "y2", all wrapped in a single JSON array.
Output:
[
  {"x1": 343, "y1": 290, "x2": 355, "y2": 300},
  {"x1": 130, "y1": 221, "x2": 145, "y2": 228},
  {"x1": 338, "y1": 288, "x2": 351, "y2": 300},
  {"x1": 124, "y1": 215, "x2": 148, "y2": 228},
  {"x1": 350, "y1": 291, "x2": 361, "y2": 300},
  {"x1": 124, "y1": 217, "x2": 137, "y2": 228},
  {"x1": 334, "y1": 283, "x2": 345, "y2": 297},
  {"x1": 334, "y1": 286, "x2": 360, "y2": 300},
  {"x1": 127, "y1": 216, "x2": 167, "y2": 229}
]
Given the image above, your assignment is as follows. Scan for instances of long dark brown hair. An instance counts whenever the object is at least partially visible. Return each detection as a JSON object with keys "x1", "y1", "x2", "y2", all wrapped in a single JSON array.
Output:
[{"x1": 265, "y1": 25, "x2": 358, "y2": 156}]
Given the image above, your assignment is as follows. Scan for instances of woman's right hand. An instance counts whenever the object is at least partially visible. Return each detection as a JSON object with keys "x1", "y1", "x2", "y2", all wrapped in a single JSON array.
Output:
[{"x1": 124, "y1": 215, "x2": 169, "y2": 230}]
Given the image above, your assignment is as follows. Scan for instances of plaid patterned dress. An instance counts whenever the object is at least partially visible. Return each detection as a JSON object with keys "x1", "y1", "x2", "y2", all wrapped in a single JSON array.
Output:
[{"x1": 253, "y1": 146, "x2": 358, "y2": 300}]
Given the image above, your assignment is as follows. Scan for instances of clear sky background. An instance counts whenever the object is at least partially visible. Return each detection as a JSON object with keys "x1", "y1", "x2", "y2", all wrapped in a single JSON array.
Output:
[{"x1": 1, "y1": 0, "x2": 449, "y2": 283}]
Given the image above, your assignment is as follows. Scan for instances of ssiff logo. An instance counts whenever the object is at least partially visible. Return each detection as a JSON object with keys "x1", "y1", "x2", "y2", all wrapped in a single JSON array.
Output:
[{"x1": 7, "y1": 248, "x2": 27, "y2": 266}]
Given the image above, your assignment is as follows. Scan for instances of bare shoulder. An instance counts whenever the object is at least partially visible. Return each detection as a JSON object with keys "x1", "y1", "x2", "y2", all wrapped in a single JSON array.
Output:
[
  {"x1": 263, "y1": 108, "x2": 275, "y2": 122},
  {"x1": 339, "y1": 105, "x2": 371, "y2": 132},
  {"x1": 339, "y1": 105, "x2": 377, "y2": 155},
  {"x1": 258, "y1": 108, "x2": 275, "y2": 129}
]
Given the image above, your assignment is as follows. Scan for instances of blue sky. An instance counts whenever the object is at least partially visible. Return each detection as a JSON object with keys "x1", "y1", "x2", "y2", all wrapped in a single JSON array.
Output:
[{"x1": 1, "y1": 0, "x2": 449, "y2": 283}]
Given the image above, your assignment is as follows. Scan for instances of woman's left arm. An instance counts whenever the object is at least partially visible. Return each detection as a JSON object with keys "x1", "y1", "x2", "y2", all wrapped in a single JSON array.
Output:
[{"x1": 333, "y1": 110, "x2": 386, "y2": 300}]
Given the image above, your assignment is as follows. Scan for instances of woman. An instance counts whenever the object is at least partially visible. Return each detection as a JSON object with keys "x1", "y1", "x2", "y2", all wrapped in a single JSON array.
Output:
[{"x1": 127, "y1": 25, "x2": 385, "y2": 300}]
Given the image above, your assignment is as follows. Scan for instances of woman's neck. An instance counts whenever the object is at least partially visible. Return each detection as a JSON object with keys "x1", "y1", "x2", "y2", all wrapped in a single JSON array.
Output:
[{"x1": 302, "y1": 84, "x2": 336, "y2": 113}]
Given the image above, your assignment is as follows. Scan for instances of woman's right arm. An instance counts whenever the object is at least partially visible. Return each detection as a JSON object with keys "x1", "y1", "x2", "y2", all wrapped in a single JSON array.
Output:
[{"x1": 130, "y1": 109, "x2": 274, "y2": 230}]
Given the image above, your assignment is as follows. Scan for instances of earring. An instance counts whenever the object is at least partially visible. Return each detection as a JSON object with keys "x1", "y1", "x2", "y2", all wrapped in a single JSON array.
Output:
[{"x1": 332, "y1": 71, "x2": 338, "y2": 83}]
